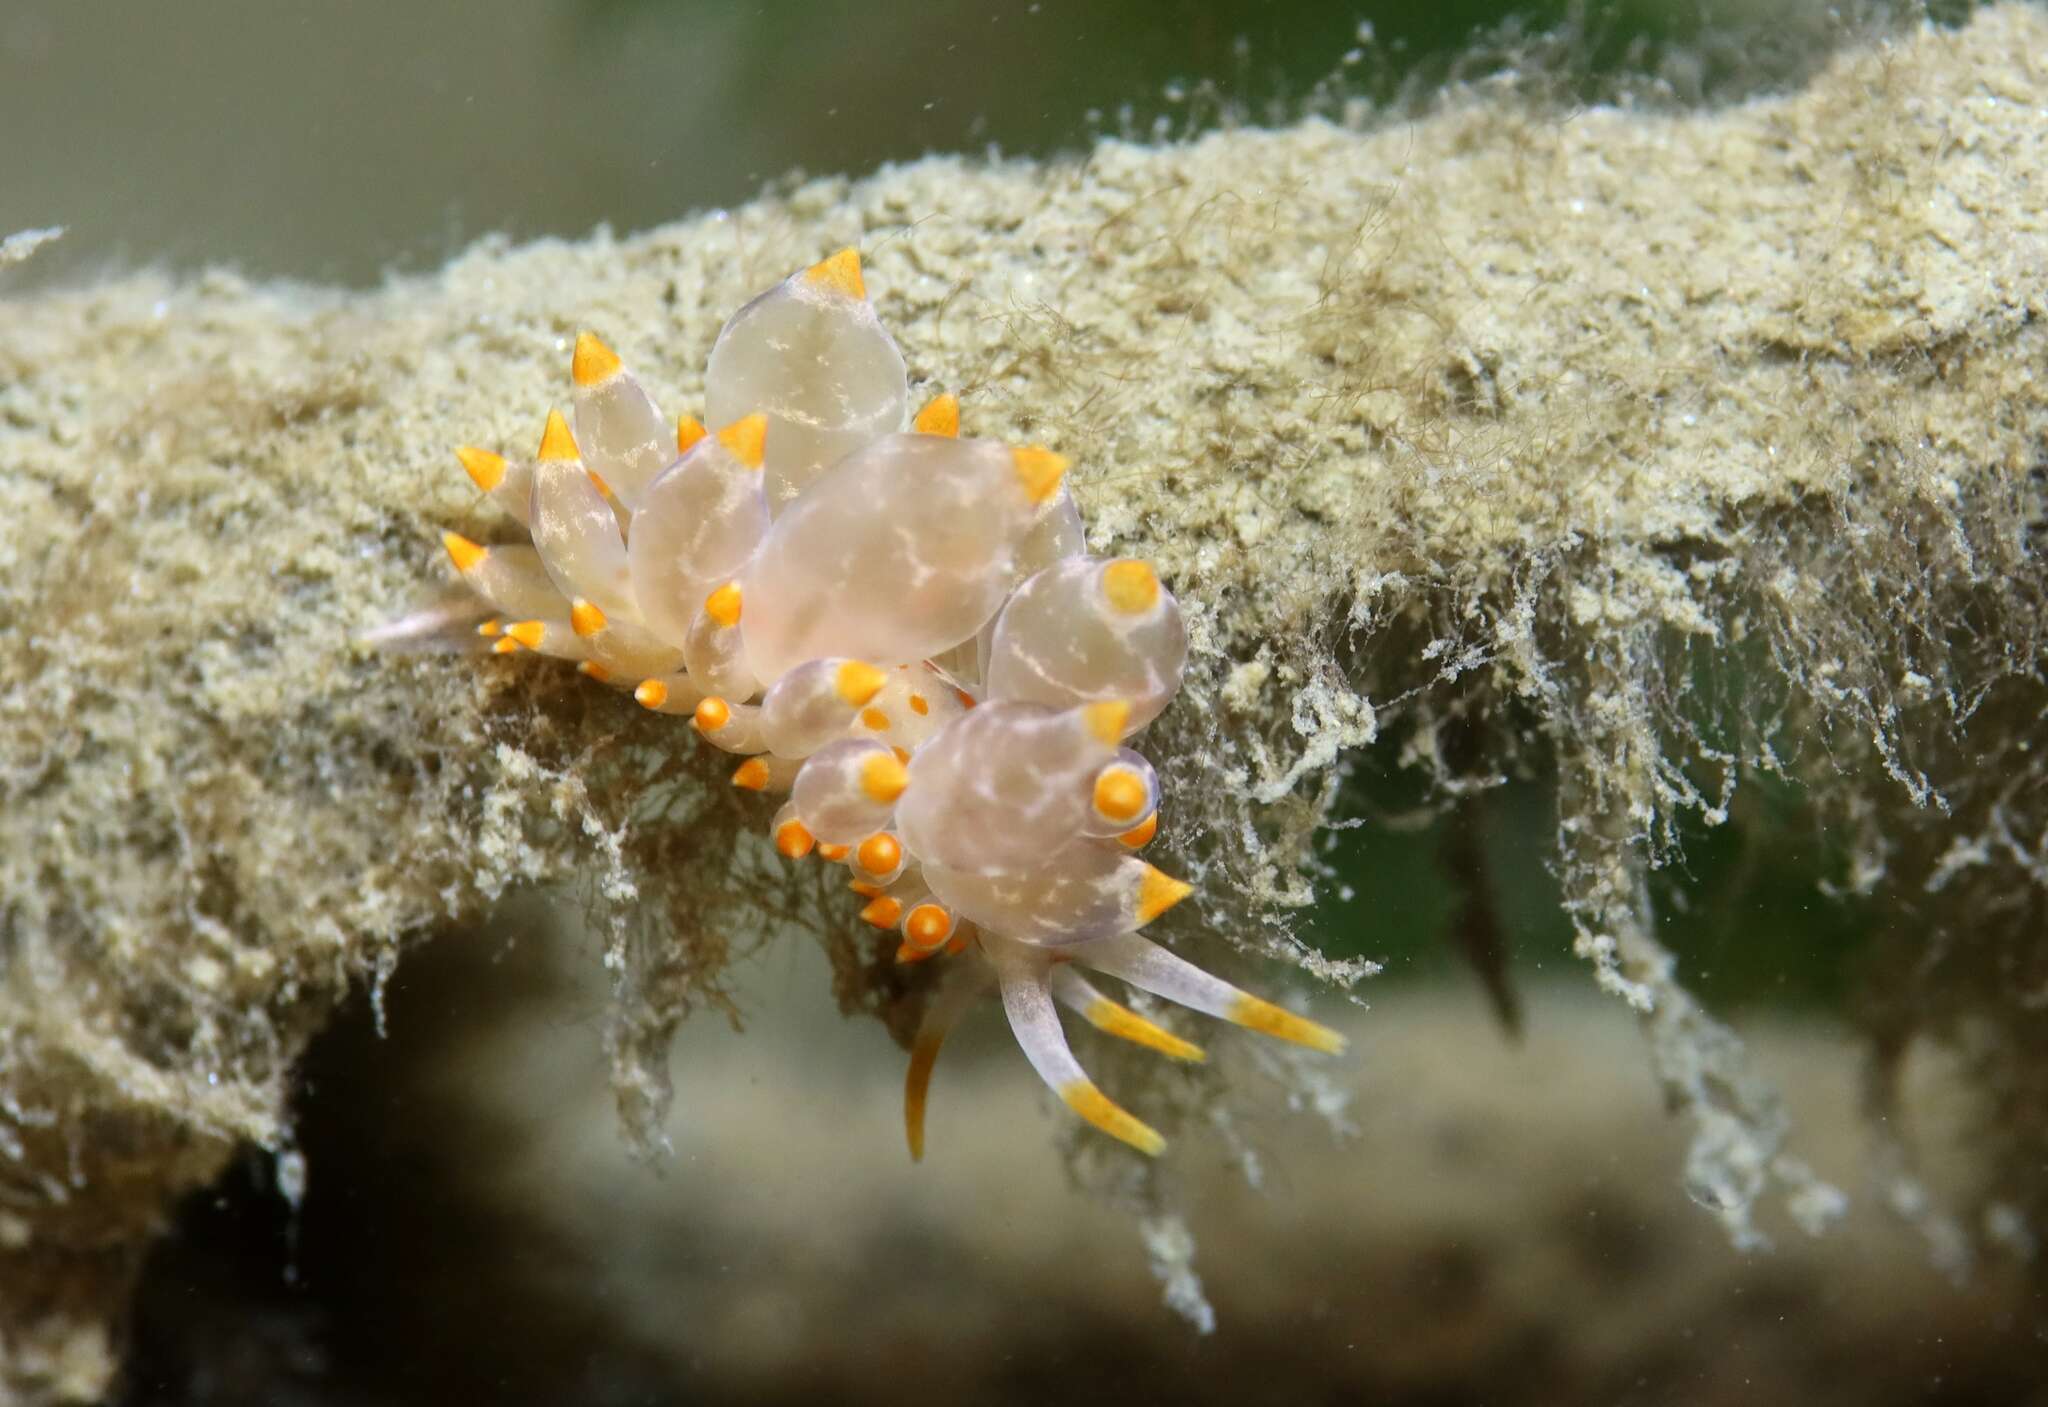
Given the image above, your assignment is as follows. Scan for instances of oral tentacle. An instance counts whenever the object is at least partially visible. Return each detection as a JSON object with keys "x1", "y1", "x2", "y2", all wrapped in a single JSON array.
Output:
[
  {"x1": 1046, "y1": 964, "x2": 1206, "y2": 1064},
  {"x1": 904, "y1": 961, "x2": 997, "y2": 1162},
  {"x1": 989, "y1": 936, "x2": 1166, "y2": 1157},
  {"x1": 1075, "y1": 932, "x2": 1347, "y2": 1055}
]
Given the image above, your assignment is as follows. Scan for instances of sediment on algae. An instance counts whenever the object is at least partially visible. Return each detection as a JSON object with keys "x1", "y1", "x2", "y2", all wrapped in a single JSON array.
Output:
[{"x1": 2, "y1": 2, "x2": 2046, "y2": 1392}]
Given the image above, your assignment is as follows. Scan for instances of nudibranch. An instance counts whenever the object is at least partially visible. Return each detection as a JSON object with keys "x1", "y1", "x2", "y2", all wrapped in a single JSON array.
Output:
[{"x1": 436, "y1": 249, "x2": 1343, "y2": 1157}]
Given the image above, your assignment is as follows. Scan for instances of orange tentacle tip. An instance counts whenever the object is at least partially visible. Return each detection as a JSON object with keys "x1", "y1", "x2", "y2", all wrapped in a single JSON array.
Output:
[
  {"x1": 1011, "y1": 446, "x2": 1069, "y2": 505},
  {"x1": 1135, "y1": 865, "x2": 1193, "y2": 924},
  {"x1": 572, "y1": 331, "x2": 623, "y2": 387},
  {"x1": 860, "y1": 895, "x2": 904, "y2": 929},
  {"x1": 855, "y1": 832, "x2": 902, "y2": 875},
  {"x1": 805, "y1": 247, "x2": 865, "y2": 300},
  {"x1": 455, "y1": 446, "x2": 507, "y2": 493},
  {"x1": 441, "y1": 531, "x2": 488, "y2": 573},
  {"x1": 859, "y1": 751, "x2": 909, "y2": 804},
  {"x1": 912, "y1": 392, "x2": 959, "y2": 437},
  {"x1": 693, "y1": 696, "x2": 731, "y2": 733},
  {"x1": 1092, "y1": 765, "x2": 1148, "y2": 823},
  {"x1": 775, "y1": 818, "x2": 817, "y2": 859},
  {"x1": 834, "y1": 660, "x2": 887, "y2": 706},
  {"x1": 569, "y1": 599, "x2": 607, "y2": 638},
  {"x1": 1082, "y1": 700, "x2": 1131, "y2": 746},
  {"x1": 1101, "y1": 559, "x2": 1161, "y2": 614},
  {"x1": 1061, "y1": 1081, "x2": 1165, "y2": 1157},
  {"x1": 704, "y1": 581, "x2": 743, "y2": 628},
  {"x1": 634, "y1": 679, "x2": 668, "y2": 709},
  {"x1": 903, "y1": 903, "x2": 953, "y2": 950},
  {"x1": 536, "y1": 408, "x2": 579, "y2": 462},
  {"x1": 716, "y1": 414, "x2": 767, "y2": 470},
  {"x1": 731, "y1": 757, "x2": 772, "y2": 791},
  {"x1": 1118, "y1": 812, "x2": 1160, "y2": 848},
  {"x1": 676, "y1": 414, "x2": 708, "y2": 454},
  {"x1": 815, "y1": 842, "x2": 851, "y2": 862}
]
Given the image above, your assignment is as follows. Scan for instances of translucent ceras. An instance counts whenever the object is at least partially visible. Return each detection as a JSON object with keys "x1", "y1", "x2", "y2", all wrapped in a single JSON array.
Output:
[{"x1": 434, "y1": 249, "x2": 1343, "y2": 1158}]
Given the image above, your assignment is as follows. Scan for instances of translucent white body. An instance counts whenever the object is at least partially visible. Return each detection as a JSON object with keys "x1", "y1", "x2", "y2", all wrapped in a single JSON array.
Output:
[
  {"x1": 454, "y1": 543, "x2": 568, "y2": 621},
  {"x1": 984, "y1": 556, "x2": 1187, "y2": 731},
  {"x1": 758, "y1": 657, "x2": 885, "y2": 758},
  {"x1": 627, "y1": 436, "x2": 770, "y2": 649},
  {"x1": 921, "y1": 842, "x2": 1154, "y2": 947},
  {"x1": 574, "y1": 369, "x2": 671, "y2": 511},
  {"x1": 705, "y1": 266, "x2": 907, "y2": 511},
  {"x1": 855, "y1": 666, "x2": 967, "y2": 753},
  {"x1": 682, "y1": 608, "x2": 757, "y2": 701},
  {"x1": 529, "y1": 460, "x2": 635, "y2": 619},
  {"x1": 1079, "y1": 748, "x2": 1160, "y2": 838},
  {"x1": 790, "y1": 738, "x2": 902, "y2": 844},
  {"x1": 431, "y1": 248, "x2": 1343, "y2": 1162},
  {"x1": 895, "y1": 702, "x2": 1114, "y2": 875},
  {"x1": 740, "y1": 434, "x2": 1047, "y2": 682},
  {"x1": 583, "y1": 613, "x2": 685, "y2": 680}
]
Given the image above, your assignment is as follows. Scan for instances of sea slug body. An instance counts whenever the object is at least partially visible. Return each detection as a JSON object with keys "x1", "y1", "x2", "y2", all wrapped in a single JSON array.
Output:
[{"x1": 435, "y1": 250, "x2": 1344, "y2": 1157}]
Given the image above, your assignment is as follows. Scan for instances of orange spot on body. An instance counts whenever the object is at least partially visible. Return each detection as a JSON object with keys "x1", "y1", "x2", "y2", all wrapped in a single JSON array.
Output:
[{"x1": 860, "y1": 707, "x2": 890, "y2": 731}]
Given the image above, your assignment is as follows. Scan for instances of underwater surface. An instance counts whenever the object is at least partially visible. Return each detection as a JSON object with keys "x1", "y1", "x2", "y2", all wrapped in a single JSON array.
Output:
[{"x1": 2, "y1": 0, "x2": 2044, "y2": 1402}]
